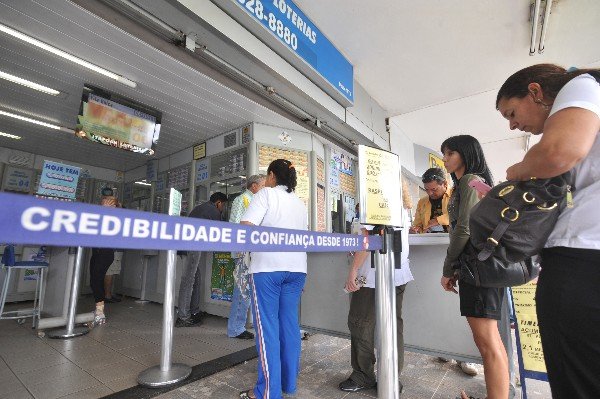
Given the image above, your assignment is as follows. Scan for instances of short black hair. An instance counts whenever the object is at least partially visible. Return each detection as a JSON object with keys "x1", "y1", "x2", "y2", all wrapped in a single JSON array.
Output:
[
  {"x1": 210, "y1": 192, "x2": 228, "y2": 203},
  {"x1": 422, "y1": 168, "x2": 446, "y2": 184}
]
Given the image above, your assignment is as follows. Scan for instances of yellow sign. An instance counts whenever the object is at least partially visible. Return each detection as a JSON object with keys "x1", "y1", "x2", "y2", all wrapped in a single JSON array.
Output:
[
  {"x1": 428, "y1": 153, "x2": 446, "y2": 171},
  {"x1": 511, "y1": 282, "x2": 546, "y2": 373},
  {"x1": 193, "y1": 143, "x2": 206, "y2": 160},
  {"x1": 358, "y1": 145, "x2": 402, "y2": 226}
]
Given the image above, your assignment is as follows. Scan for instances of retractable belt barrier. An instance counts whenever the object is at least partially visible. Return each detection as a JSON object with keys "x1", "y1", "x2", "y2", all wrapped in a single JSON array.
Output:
[
  {"x1": 0, "y1": 192, "x2": 386, "y2": 390},
  {"x1": 0, "y1": 192, "x2": 382, "y2": 252}
]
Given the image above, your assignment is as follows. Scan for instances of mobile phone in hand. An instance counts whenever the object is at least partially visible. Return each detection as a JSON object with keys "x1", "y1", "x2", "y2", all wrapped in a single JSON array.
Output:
[{"x1": 468, "y1": 179, "x2": 492, "y2": 195}]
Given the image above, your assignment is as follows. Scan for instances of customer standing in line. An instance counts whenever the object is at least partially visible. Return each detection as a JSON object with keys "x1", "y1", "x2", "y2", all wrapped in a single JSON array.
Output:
[
  {"x1": 338, "y1": 203, "x2": 414, "y2": 393},
  {"x1": 227, "y1": 174, "x2": 265, "y2": 340},
  {"x1": 89, "y1": 188, "x2": 120, "y2": 326},
  {"x1": 438, "y1": 135, "x2": 507, "y2": 399},
  {"x1": 496, "y1": 64, "x2": 600, "y2": 398},
  {"x1": 239, "y1": 159, "x2": 308, "y2": 399},
  {"x1": 175, "y1": 191, "x2": 228, "y2": 327}
]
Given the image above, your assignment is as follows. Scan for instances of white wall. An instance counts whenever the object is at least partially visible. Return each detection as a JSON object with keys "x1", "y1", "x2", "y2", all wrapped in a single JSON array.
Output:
[{"x1": 389, "y1": 120, "x2": 416, "y2": 175}]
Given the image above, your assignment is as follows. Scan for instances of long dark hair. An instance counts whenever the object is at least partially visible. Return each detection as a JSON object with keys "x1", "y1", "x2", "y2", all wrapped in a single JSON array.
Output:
[
  {"x1": 441, "y1": 135, "x2": 494, "y2": 187},
  {"x1": 267, "y1": 159, "x2": 297, "y2": 193},
  {"x1": 496, "y1": 63, "x2": 600, "y2": 107}
]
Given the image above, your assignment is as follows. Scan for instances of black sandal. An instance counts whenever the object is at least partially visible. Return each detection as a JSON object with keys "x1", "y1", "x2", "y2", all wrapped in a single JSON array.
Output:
[{"x1": 240, "y1": 389, "x2": 256, "y2": 399}]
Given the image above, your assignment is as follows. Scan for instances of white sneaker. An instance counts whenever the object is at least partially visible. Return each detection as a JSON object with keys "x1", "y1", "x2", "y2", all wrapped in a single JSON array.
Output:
[{"x1": 458, "y1": 361, "x2": 478, "y2": 376}]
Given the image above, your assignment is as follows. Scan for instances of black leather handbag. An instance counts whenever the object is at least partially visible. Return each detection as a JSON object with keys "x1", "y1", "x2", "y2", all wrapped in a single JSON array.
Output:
[{"x1": 458, "y1": 173, "x2": 572, "y2": 288}]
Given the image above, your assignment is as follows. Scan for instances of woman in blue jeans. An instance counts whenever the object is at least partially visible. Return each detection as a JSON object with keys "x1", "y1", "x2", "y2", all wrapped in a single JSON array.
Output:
[{"x1": 240, "y1": 159, "x2": 308, "y2": 399}]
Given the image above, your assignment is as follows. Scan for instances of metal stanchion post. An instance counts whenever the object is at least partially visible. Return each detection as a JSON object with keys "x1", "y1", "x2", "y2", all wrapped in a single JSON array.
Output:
[
  {"x1": 374, "y1": 227, "x2": 400, "y2": 399},
  {"x1": 48, "y1": 246, "x2": 89, "y2": 339},
  {"x1": 138, "y1": 249, "x2": 191, "y2": 387}
]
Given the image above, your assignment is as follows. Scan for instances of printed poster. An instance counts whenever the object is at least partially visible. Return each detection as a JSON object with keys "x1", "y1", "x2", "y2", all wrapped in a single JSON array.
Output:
[
  {"x1": 37, "y1": 161, "x2": 80, "y2": 200},
  {"x1": 512, "y1": 282, "x2": 547, "y2": 374},
  {"x1": 210, "y1": 252, "x2": 236, "y2": 301},
  {"x1": 358, "y1": 145, "x2": 402, "y2": 226}
]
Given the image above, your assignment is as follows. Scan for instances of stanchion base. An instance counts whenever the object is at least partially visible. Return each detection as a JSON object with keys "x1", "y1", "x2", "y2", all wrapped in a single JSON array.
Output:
[
  {"x1": 137, "y1": 363, "x2": 191, "y2": 387},
  {"x1": 47, "y1": 326, "x2": 89, "y2": 339}
]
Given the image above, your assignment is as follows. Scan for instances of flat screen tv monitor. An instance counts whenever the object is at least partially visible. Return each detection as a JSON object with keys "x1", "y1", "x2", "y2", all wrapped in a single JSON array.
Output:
[{"x1": 75, "y1": 86, "x2": 161, "y2": 156}]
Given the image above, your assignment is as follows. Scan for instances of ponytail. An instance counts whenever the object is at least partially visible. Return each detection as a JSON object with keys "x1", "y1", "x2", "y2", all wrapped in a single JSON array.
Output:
[{"x1": 267, "y1": 159, "x2": 297, "y2": 193}]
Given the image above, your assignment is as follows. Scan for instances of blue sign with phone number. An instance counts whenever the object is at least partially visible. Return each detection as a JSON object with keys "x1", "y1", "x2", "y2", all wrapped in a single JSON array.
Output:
[{"x1": 234, "y1": 0, "x2": 354, "y2": 103}]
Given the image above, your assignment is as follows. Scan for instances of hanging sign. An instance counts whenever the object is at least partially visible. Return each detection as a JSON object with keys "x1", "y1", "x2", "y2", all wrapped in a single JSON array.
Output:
[
  {"x1": 193, "y1": 142, "x2": 206, "y2": 160},
  {"x1": 201, "y1": 0, "x2": 354, "y2": 105},
  {"x1": 358, "y1": 145, "x2": 402, "y2": 226},
  {"x1": 168, "y1": 188, "x2": 182, "y2": 216},
  {"x1": 37, "y1": 161, "x2": 80, "y2": 200}
]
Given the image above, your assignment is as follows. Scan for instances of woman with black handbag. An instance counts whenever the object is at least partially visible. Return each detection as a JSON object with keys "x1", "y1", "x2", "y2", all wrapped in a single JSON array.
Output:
[
  {"x1": 497, "y1": 64, "x2": 600, "y2": 399},
  {"x1": 439, "y1": 135, "x2": 507, "y2": 399}
]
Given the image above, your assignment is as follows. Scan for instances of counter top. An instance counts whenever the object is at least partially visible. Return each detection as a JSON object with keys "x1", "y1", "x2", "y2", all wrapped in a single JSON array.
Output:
[{"x1": 408, "y1": 233, "x2": 449, "y2": 246}]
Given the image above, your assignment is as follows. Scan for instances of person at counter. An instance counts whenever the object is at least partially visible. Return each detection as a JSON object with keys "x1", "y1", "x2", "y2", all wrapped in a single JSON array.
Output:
[
  {"x1": 227, "y1": 174, "x2": 265, "y2": 340},
  {"x1": 89, "y1": 188, "x2": 120, "y2": 327},
  {"x1": 408, "y1": 168, "x2": 479, "y2": 376},
  {"x1": 239, "y1": 159, "x2": 308, "y2": 399},
  {"x1": 338, "y1": 203, "x2": 414, "y2": 393},
  {"x1": 175, "y1": 192, "x2": 228, "y2": 328},
  {"x1": 409, "y1": 167, "x2": 450, "y2": 234},
  {"x1": 439, "y1": 135, "x2": 505, "y2": 399}
]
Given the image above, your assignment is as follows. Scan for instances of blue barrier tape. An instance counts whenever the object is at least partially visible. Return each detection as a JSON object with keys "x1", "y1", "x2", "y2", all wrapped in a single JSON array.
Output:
[{"x1": 0, "y1": 193, "x2": 382, "y2": 252}]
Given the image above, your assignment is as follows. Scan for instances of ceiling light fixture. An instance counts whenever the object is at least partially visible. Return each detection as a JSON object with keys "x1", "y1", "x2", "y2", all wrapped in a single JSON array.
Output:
[
  {"x1": 0, "y1": 23, "x2": 137, "y2": 88},
  {"x1": 0, "y1": 109, "x2": 72, "y2": 132},
  {"x1": 135, "y1": 180, "x2": 152, "y2": 186},
  {"x1": 0, "y1": 70, "x2": 60, "y2": 95},
  {"x1": 0, "y1": 131, "x2": 21, "y2": 140}
]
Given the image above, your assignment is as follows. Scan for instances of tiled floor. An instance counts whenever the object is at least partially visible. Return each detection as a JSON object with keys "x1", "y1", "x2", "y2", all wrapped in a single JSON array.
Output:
[
  {"x1": 0, "y1": 297, "x2": 552, "y2": 399},
  {"x1": 0, "y1": 297, "x2": 254, "y2": 399},
  {"x1": 156, "y1": 334, "x2": 553, "y2": 399}
]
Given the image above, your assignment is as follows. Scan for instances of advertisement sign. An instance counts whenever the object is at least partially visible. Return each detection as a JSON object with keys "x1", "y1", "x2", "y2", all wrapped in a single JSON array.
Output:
[
  {"x1": 358, "y1": 145, "x2": 402, "y2": 226},
  {"x1": 211, "y1": 252, "x2": 235, "y2": 301},
  {"x1": 76, "y1": 93, "x2": 160, "y2": 155},
  {"x1": 208, "y1": 0, "x2": 354, "y2": 105},
  {"x1": 168, "y1": 188, "x2": 182, "y2": 216},
  {"x1": 512, "y1": 282, "x2": 547, "y2": 375},
  {"x1": 3, "y1": 166, "x2": 33, "y2": 193},
  {"x1": 1, "y1": 192, "x2": 381, "y2": 253},
  {"x1": 37, "y1": 161, "x2": 80, "y2": 200},
  {"x1": 195, "y1": 159, "x2": 210, "y2": 184}
]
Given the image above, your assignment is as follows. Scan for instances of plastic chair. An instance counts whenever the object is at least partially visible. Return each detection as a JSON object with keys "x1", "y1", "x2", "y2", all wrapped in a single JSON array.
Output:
[{"x1": 0, "y1": 245, "x2": 49, "y2": 328}]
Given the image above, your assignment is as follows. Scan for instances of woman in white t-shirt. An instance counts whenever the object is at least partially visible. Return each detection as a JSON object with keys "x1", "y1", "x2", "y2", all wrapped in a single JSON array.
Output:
[
  {"x1": 497, "y1": 64, "x2": 600, "y2": 398},
  {"x1": 239, "y1": 159, "x2": 308, "y2": 399}
]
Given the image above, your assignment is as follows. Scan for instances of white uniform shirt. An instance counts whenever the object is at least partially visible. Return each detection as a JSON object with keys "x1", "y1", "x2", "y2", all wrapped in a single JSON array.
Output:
[
  {"x1": 546, "y1": 74, "x2": 600, "y2": 250},
  {"x1": 356, "y1": 210, "x2": 414, "y2": 288},
  {"x1": 241, "y1": 185, "x2": 308, "y2": 274}
]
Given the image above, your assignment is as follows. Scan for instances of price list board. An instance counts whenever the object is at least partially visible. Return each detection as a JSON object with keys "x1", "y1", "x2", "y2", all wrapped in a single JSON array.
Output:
[
  {"x1": 168, "y1": 164, "x2": 190, "y2": 191},
  {"x1": 258, "y1": 145, "x2": 309, "y2": 207},
  {"x1": 210, "y1": 148, "x2": 246, "y2": 179},
  {"x1": 316, "y1": 158, "x2": 326, "y2": 231}
]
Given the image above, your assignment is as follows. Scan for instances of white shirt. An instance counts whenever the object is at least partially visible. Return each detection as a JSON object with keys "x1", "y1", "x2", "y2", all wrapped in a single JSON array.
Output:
[
  {"x1": 241, "y1": 185, "x2": 308, "y2": 273},
  {"x1": 546, "y1": 74, "x2": 600, "y2": 250},
  {"x1": 357, "y1": 213, "x2": 414, "y2": 288}
]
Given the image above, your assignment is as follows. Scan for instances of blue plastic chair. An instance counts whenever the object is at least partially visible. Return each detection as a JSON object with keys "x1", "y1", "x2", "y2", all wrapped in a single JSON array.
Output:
[{"x1": 0, "y1": 245, "x2": 49, "y2": 328}]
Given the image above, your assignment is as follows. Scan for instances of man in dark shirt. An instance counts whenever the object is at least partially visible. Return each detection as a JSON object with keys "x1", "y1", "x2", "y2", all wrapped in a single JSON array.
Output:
[{"x1": 176, "y1": 192, "x2": 228, "y2": 327}]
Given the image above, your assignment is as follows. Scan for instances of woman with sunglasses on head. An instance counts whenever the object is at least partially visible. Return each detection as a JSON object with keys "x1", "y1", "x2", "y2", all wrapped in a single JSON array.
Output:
[
  {"x1": 497, "y1": 64, "x2": 600, "y2": 398},
  {"x1": 439, "y1": 135, "x2": 506, "y2": 399},
  {"x1": 239, "y1": 159, "x2": 308, "y2": 399}
]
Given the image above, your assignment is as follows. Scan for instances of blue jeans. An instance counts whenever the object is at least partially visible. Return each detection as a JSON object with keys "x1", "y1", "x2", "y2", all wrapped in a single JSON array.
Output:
[
  {"x1": 250, "y1": 271, "x2": 306, "y2": 399},
  {"x1": 227, "y1": 278, "x2": 252, "y2": 337}
]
